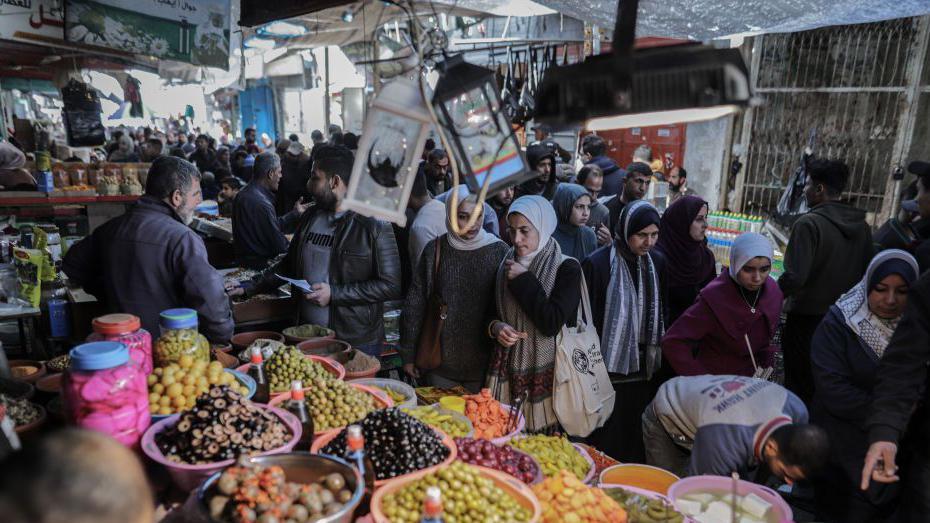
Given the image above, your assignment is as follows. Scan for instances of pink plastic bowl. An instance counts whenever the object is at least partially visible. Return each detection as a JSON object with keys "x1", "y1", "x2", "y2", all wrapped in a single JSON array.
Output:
[
  {"x1": 235, "y1": 355, "x2": 346, "y2": 399},
  {"x1": 140, "y1": 405, "x2": 301, "y2": 491},
  {"x1": 668, "y1": 475, "x2": 794, "y2": 523}
]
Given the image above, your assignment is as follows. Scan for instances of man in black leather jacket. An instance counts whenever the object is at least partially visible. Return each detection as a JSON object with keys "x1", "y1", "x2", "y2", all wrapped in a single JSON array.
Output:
[{"x1": 238, "y1": 146, "x2": 402, "y2": 351}]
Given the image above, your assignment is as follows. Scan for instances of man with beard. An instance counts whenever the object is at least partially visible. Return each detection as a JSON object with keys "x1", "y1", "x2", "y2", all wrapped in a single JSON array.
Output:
[
  {"x1": 63, "y1": 157, "x2": 232, "y2": 341},
  {"x1": 234, "y1": 146, "x2": 402, "y2": 352},
  {"x1": 276, "y1": 141, "x2": 311, "y2": 215},
  {"x1": 605, "y1": 161, "x2": 652, "y2": 233},
  {"x1": 237, "y1": 127, "x2": 261, "y2": 155},
  {"x1": 516, "y1": 142, "x2": 559, "y2": 200},
  {"x1": 666, "y1": 166, "x2": 698, "y2": 206},
  {"x1": 418, "y1": 149, "x2": 453, "y2": 196},
  {"x1": 489, "y1": 185, "x2": 515, "y2": 242},
  {"x1": 233, "y1": 152, "x2": 309, "y2": 269}
]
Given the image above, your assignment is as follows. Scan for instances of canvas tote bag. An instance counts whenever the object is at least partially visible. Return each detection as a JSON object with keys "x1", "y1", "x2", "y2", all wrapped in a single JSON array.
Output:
[{"x1": 553, "y1": 272, "x2": 615, "y2": 437}]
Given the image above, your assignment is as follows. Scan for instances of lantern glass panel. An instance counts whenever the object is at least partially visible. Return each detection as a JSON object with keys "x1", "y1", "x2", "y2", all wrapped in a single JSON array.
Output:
[
  {"x1": 443, "y1": 81, "x2": 524, "y2": 191},
  {"x1": 349, "y1": 108, "x2": 424, "y2": 216}
]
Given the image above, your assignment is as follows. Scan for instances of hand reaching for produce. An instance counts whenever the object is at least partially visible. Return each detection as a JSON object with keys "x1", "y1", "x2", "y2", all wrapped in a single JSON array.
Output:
[
  {"x1": 403, "y1": 363, "x2": 420, "y2": 379},
  {"x1": 493, "y1": 321, "x2": 527, "y2": 348},
  {"x1": 305, "y1": 282, "x2": 331, "y2": 307},
  {"x1": 225, "y1": 283, "x2": 245, "y2": 297},
  {"x1": 861, "y1": 441, "x2": 899, "y2": 490},
  {"x1": 504, "y1": 259, "x2": 528, "y2": 280}
]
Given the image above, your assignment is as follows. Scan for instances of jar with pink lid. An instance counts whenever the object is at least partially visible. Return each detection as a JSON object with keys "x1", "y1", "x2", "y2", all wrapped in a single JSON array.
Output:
[
  {"x1": 87, "y1": 313, "x2": 152, "y2": 375},
  {"x1": 62, "y1": 341, "x2": 150, "y2": 448}
]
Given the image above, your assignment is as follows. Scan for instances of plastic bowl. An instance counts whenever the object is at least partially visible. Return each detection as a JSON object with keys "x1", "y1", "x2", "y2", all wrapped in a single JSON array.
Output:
[
  {"x1": 35, "y1": 372, "x2": 62, "y2": 394},
  {"x1": 13, "y1": 402, "x2": 46, "y2": 438},
  {"x1": 151, "y1": 369, "x2": 257, "y2": 424},
  {"x1": 311, "y1": 425, "x2": 457, "y2": 488},
  {"x1": 282, "y1": 325, "x2": 336, "y2": 345},
  {"x1": 370, "y1": 464, "x2": 541, "y2": 523},
  {"x1": 211, "y1": 347, "x2": 239, "y2": 369},
  {"x1": 268, "y1": 383, "x2": 392, "y2": 442},
  {"x1": 297, "y1": 339, "x2": 352, "y2": 364},
  {"x1": 668, "y1": 475, "x2": 794, "y2": 523},
  {"x1": 236, "y1": 355, "x2": 346, "y2": 397},
  {"x1": 598, "y1": 463, "x2": 681, "y2": 495},
  {"x1": 344, "y1": 358, "x2": 381, "y2": 381},
  {"x1": 349, "y1": 378, "x2": 416, "y2": 409},
  {"x1": 597, "y1": 485, "x2": 688, "y2": 521},
  {"x1": 141, "y1": 405, "x2": 302, "y2": 491},
  {"x1": 507, "y1": 436, "x2": 595, "y2": 484},
  {"x1": 0, "y1": 377, "x2": 35, "y2": 400},
  {"x1": 491, "y1": 404, "x2": 526, "y2": 445},
  {"x1": 454, "y1": 438, "x2": 545, "y2": 485},
  {"x1": 9, "y1": 359, "x2": 45, "y2": 383},
  {"x1": 409, "y1": 404, "x2": 474, "y2": 439},
  {"x1": 230, "y1": 331, "x2": 286, "y2": 353},
  {"x1": 198, "y1": 453, "x2": 364, "y2": 523}
]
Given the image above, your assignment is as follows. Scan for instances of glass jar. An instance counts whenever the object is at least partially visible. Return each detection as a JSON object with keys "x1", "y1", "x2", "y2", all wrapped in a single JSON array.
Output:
[
  {"x1": 154, "y1": 308, "x2": 210, "y2": 367},
  {"x1": 87, "y1": 313, "x2": 153, "y2": 374},
  {"x1": 62, "y1": 341, "x2": 150, "y2": 447}
]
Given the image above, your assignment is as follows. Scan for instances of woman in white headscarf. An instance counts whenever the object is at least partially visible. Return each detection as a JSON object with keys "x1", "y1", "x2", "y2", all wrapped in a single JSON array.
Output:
[
  {"x1": 811, "y1": 249, "x2": 918, "y2": 522},
  {"x1": 401, "y1": 189, "x2": 509, "y2": 392},
  {"x1": 108, "y1": 134, "x2": 140, "y2": 163},
  {"x1": 486, "y1": 195, "x2": 582, "y2": 433}
]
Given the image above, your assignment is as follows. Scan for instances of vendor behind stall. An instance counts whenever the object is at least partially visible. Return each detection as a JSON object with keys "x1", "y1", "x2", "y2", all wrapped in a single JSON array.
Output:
[
  {"x1": 232, "y1": 152, "x2": 309, "y2": 269},
  {"x1": 63, "y1": 156, "x2": 233, "y2": 342},
  {"x1": 643, "y1": 374, "x2": 828, "y2": 483}
]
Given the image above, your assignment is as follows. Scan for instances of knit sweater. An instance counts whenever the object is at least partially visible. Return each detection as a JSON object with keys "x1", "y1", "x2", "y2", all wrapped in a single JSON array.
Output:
[{"x1": 400, "y1": 236, "x2": 509, "y2": 382}]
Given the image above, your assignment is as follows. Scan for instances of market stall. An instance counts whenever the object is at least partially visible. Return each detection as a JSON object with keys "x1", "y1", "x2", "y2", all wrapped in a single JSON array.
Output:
[{"x1": 0, "y1": 315, "x2": 794, "y2": 522}]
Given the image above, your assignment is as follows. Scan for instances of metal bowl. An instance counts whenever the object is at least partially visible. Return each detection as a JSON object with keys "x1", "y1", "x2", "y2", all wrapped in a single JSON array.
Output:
[{"x1": 198, "y1": 452, "x2": 364, "y2": 523}]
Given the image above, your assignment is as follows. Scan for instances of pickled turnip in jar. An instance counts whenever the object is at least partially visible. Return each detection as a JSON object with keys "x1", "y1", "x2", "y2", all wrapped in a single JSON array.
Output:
[
  {"x1": 87, "y1": 313, "x2": 152, "y2": 374},
  {"x1": 62, "y1": 341, "x2": 150, "y2": 447}
]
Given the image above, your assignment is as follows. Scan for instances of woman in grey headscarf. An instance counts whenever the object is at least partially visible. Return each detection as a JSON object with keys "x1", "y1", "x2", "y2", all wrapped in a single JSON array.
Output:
[
  {"x1": 551, "y1": 183, "x2": 597, "y2": 260},
  {"x1": 108, "y1": 134, "x2": 140, "y2": 162}
]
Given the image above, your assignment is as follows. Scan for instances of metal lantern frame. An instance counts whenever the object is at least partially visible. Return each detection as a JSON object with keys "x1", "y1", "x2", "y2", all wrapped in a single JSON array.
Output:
[
  {"x1": 342, "y1": 74, "x2": 432, "y2": 226},
  {"x1": 431, "y1": 54, "x2": 531, "y2": 196}
]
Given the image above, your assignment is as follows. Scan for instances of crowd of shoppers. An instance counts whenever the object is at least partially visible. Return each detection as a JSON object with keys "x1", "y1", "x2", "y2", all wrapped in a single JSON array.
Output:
[{"x1": 53, "y1": 121, "x2": 930, "y2": 522}]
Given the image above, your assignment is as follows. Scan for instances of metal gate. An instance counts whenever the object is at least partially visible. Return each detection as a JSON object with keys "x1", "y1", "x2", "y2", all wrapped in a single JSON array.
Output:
[{"x1": 736, "y1": 16, "x2": 930, "y2": 225}]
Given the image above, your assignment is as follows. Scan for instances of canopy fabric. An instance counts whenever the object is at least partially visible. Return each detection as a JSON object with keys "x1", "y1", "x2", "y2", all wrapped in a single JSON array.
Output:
[{"x1": 535, "y1": 0, "x2": 930, "y2": 41}]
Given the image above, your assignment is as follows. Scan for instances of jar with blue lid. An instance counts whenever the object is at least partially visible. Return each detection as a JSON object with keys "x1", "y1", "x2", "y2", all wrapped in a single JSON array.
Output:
[
  {"x1": 153, "y1": 308, "x2": 210, "y2": 367},
  {"x1": 62, "y1": 341, "x2": 150, "y2": 447}
]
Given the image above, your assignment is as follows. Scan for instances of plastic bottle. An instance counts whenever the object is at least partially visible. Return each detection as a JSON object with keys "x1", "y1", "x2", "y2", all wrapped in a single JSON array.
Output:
[
  {"x1": 346, "y1": 424, "x2": 375, "y2": 518},
  {"x1": 284, "y1": 380, "x2": 314, "y2": 450},
  {"x1": 420, "y1": 486, "x2": 445, "y2": 523},
  {"x1": 249, "y1": 347, "x2": 270, "y2": 404}
]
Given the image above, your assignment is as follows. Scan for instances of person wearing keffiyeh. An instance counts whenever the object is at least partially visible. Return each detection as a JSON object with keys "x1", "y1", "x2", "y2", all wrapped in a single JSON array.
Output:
[
  {"x1": 582, "y1": 200, "x2": 668, "y2": 462},
  {"x1": 810, "y1": 249, "x2": 918, "y2": 522}
]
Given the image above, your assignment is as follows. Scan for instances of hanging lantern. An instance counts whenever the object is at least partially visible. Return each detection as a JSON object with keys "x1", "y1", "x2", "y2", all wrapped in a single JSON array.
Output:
[
  {"x1": 342, "y1": 75, "x2": 432, "y2": 226},
  {"x1": 431, "y1": 55, "x2": 531, "y2": 195}
]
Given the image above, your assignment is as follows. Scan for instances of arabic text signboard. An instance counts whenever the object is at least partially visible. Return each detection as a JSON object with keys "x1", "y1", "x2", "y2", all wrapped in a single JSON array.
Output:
[
  {"x1": 65, "y1": 0, "x2": 231, "y2": 69},
  {"x1": 0, "y1": 0, "x2": 65, "y2": 44}
]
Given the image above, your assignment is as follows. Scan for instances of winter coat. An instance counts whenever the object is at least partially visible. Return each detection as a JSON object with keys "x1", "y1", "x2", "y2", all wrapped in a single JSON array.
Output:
[
  {"x1": 662, "y1": 270, "x2": 782, "y2": 377},
  {"x1": 778, "y1": 201, "x2": 874, "y2": 315},
  {"x1": 63, "y1": 196, "x2": 234, "y2": 342},
  {"x1": 811, "y1": 306, "x2": 899, "y2": 511}
]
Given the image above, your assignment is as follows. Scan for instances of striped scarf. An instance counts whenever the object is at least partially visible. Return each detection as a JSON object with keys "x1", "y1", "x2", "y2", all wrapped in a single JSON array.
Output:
[
  {"x1": 487, "y1": 238, "x2": 563, "y2": 433},
  {"x1": 601, "y1": 247, "x2": 663, "y2": 377}
]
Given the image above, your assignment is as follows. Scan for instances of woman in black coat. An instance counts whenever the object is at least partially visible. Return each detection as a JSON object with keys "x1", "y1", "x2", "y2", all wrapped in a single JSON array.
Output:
[{"x1": 811, "y1": 249, "x2": 919, "y2": 522}]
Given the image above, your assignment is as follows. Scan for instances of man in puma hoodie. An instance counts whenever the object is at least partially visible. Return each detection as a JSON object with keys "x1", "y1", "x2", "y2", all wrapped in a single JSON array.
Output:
[{"x1": 779, "y1": 159, "x2": 874, "y2": 404}]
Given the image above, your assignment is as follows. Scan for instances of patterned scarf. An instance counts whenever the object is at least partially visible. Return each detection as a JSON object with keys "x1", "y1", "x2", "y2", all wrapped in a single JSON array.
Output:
[
  {"x1": 836, "y1": 249, "x2": 918, "y2": 359},
  {"x1": 600, "y1": 200, "x2": 664, "y2": 377},
  {"x1": 487, "y1": 238, "x2": 563, "y2": 433}
]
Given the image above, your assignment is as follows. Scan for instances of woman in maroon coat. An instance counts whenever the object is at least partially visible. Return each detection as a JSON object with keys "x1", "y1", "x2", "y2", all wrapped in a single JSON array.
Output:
[{"x1": 662, "y1": 232, "x2": 783, "y2": 376}]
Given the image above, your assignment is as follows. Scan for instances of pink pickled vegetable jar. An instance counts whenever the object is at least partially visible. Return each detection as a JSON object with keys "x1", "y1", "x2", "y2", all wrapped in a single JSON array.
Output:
[
  {"x1": 87, "y1": 313, "x2": 152, "y2": 375},
  {"x1": 62, "y1": 341, "x2": 150, "y2": 448}
]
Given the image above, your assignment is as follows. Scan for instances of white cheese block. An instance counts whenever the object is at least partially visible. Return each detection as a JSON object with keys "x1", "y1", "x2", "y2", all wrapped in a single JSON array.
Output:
[
  {"x1": 675, "y1": 498, "x2": 704, "y2": 516},
  {"x1": 740, "y1": 492, "x2": 772, "y2": 520},
  {"x1": 702, "y1": 501, "x2": 734, "y2": 522}
]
